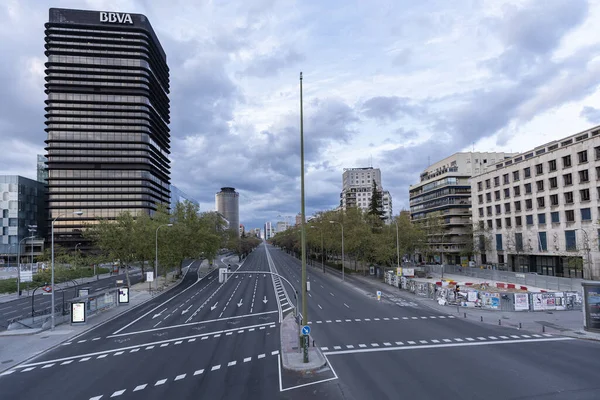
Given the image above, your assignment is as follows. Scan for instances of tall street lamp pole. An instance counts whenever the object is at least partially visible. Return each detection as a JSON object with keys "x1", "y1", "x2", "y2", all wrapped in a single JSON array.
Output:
[
  {"x1": 299, "y1": 72, "x2": 309, "y2": 363},
  {"x1": 28, "y1": 225, "x2": 37, "y2": 275},
  {"x1": 52, "y1": 210, "x2": 83, "y2": 330},
  {"x1": 329, "y1": 221, "x2": 344, "y2": 281},
  {"x1": 393, "y1": 218, "x2": 400, "y2": 271},
  {"x1": 155, "y1": 224, "x2": 173, "y2": 289},
  {"x1": 17, "y1": 235, "x2": 36, "y2": 298}
]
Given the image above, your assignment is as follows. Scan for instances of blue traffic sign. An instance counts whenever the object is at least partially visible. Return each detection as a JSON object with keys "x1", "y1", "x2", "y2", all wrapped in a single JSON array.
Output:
[{"x1": 301, "y1": 325, "x2": 311, "y2": 336}]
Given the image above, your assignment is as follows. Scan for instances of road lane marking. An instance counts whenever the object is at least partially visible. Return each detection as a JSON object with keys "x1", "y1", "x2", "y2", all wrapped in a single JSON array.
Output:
[
  {"x1": 499, "y1": 336, "x2": 509, "y2": 339},
  {"x1": 21, "y1": 367, "x2": 35, "y2": 372},
  {"x1": 272, "y1": 350, "x2": 279, "y2": 355},
  {"x1": 330, "y1": 292, "x2": 334, "y2": 296},
  {"x1": 323, "y1": 337, "x2": 574, "y2": 356},
  {"x1": 111, "y1": 389, "x2": 126, "y2": 397},
  {"x1": 90, "y1": 396, "x2": 103, "y2": 400},
  {"x1": 244, "y1": 357, "x2": 251, "y2": 362},
  {"x1": 395, "y1": 342, "x2": 403, "y2": 345},
  {"x1": 79, "y1": 357, "x2": 91, "y2": 362},
  {"x1": 193, "y1": 369, "x2": 204, "y2": 375},
  {"x1": 318, "y1": 304, "x2": 322, "y2": 309},
  {"x1": 383, "y1": 342, "x2": 392, "y2": 346},
  {"x1": 407, "y1": 341, "x2": 416, "y2": 345},
  {"x1": 155, "y1": 379, "x2": 167, "y2": 386},
  {"x1": 344, "y1": 303, "x2": 350, "y2": 308},
  {"x1": 42, "y1": 363, "x2": 55, "y2": 369},
  {"x1": 61, "y1": 360, "x2": 73, "y2": 365},
  {"x1": 321, "y1": 347, "x2": 329, "y2": 351},
  {"x1": 211, "y1": 365, "x2": 221, "y2": 371},
  {"x1": 129, "y1": 349, "x2": 139, "y2": 353},
  {"x1": 133, "y1": 384, "x2": 147, "y2": 392},
  {"x1": 114, "y1": 351, "x2": 124, "y2": 356},
  {"x1": 431, "y1": 340, "x2": 440, "y2": 343},
  {"x1": 371, "y1": 343, "x2": 379, "y2": 347},
  {"x1": 333, "y1": 346, "x2": 341, "y2": 350},
  {"x1": 347, "y1": 345, "x2": 354, "y2": 349},
  {"x1": 228, "y1": 361, "x2": 237, "y2": 366},
  {"x1": 175, "y1": 374, "x2": 186, "y2": 381},
  {"x1": 466, "y1": 338, "x2": 475, "y2": 341},
  {"x1": 443, "y1": 339, "x2": 452, "y2": 343},
  {"x1": 258, "y1": 354, "x2": 265, "y2": 359}
]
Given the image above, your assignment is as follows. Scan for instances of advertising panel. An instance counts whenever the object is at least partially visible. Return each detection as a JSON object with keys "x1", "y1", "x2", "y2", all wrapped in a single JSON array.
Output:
[
  {"x1": 585, "y1": 286, "x2": 600, "y2": 331},
  {"x1": 532, "y1": 293, "x2": 544, "y2": 311},
  {"x1": 118, "y1": 287, "x2": 129, "y2": 304},
  {"x1": 514, "y1": 293, "x2": 530, "y2": 311},
  {"x1": 396, "y1": 267, "x2": 402, "y2": 277},
  {"x1": 146, "y1": 271, "x2": 154, "y2": 282},
  {"x1": 542, "y1": 293, "x2": 556, "y2": 310},
  {"x1": 402, "y1": 268, "x2": 414, "y2": 277},
  {"x1": 71, "y1": 302, "x2": 86, "y2": 323}
]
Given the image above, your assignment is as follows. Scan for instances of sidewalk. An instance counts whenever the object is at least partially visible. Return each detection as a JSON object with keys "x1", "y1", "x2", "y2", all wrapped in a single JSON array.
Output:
[
  {"x1": 0, "y1": 262, "x2": 200, "y2": 374},
  {"x1": 348, "y1": 273, "x2": 600, "y2": 342},
  {"x1": 0, "y1": 269, "x2": 142, "y2": 304}
]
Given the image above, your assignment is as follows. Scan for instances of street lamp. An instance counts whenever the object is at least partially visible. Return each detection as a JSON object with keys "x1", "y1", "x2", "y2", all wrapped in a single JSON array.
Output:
[
  {"x1": 393, "y1": 218, "x2": 400, "y2": 271},
  {"x1": 17, "y1": 235, "x2": 36, "y2": 298},
  {"x1": 329, "y1": 221, "x2": 344, "y2": 281},
  {"x1": 28, "y1": 225, "x2": 37, "y2": 276},
  {"x1": 155, "y1": 224, "x2": 173, "y2": 288},
  {"x1": 51, "y1": 210, "x2": 83, "y2": 330},
  {"x1": 310, "y1": 225, "x2": 325, "y2": 273}
]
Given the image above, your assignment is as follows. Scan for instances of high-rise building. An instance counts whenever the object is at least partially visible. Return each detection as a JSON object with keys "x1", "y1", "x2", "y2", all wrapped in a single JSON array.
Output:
[
  {"x1": 170, "y1": 184, "x2": 199, "y2": 211},
  {"x1": 264, "y1": 221, "x2": 273, "y2": 240},
  {"x1": 472, "y1": 126, "x2": 600, "y2": 279},
  {"x1": 44, "y1": 8, "x2": 170, "y2": 249},
  {"x1": 409, "y1": 151, "x2": 515, "y2": 265},
  {"x1": 0, "y1": 176, "x2": 46, "y2": 264},
  {"x1": 215, "y1": 187, "x2": 239, "y2": 236},
  {"x1": 340, "y1": 167, "x2": 392, "y2": 222},
  {"x1": 37, "y1": 155, "x2": 48, "y2": 184},
  {"x1": 295, "y1": 213, "x2": 302, "y2": 226},
  {"x1": 276, "y1": 221, "x2": 288, "y2": 233}
]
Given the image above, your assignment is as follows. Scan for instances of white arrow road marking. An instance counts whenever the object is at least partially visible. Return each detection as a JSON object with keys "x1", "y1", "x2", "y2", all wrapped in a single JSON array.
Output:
[
  {"x1": 152, "y1": 308, "x2": 167, "y2": 319},
  {"x1": 237, "y1": 299, "x2": 243, "y2": 308},
  {"x1": 263, "y1": 296, "x2": 268, "y2": 304},
  {"x1": 210, "y1": 302, "x2": 218, "y2": 311},
  {"x1": 181, "y1": 305, "x2": 192, "y2": 315}
]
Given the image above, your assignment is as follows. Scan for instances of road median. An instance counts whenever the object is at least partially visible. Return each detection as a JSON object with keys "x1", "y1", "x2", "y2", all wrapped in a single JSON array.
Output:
[{"x1": 280, "y1": 313, "x2": 326, "y2": 372}]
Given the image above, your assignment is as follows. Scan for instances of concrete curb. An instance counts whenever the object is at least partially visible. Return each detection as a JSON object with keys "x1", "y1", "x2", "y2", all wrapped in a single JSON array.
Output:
[{"x1": 279, "y1": 314, "x2": 327, "y2": 373}]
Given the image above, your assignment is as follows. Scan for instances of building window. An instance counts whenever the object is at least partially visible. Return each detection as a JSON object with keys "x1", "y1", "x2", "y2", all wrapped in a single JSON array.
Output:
[
  {"x1": 495, "y1": 204, "x2": 501, "y2": 214},
  {"x1": 496, "y1": 233, "x2": 503, "y2": 250},
  {"x1": 563, "y1": 155, "x2": 572, "y2": 168},
  {"x1": 565, "y1": 230, "x2": 577, "y2": 251},
  {"x1": 565, "y1": 209, "x2": 575, "y2": 222},
  {"x1": 564, "y1": 173, "x2": 572, "y2": 185},
  {"x1": 485, "y1": 179, "x2": 491, "y2": 189},
  {"x1": 525, "y1": 183, "x2": 532, "y2": 194},
  {"x1": 477, "y1": 181, "x2": 483, "y2": 191},
  {"x1": 515, "y1": 232, "x2": 523, "y2": 251},
  {"x1": 487, "y1": 206, "x2": 493, "y2": 216},
  {"x1": 486, "y1": 193, "x2": 492, "y2": 202},
  {"x1": 596, "y1": 166, "x2": 600, "y2": 181},
  {"x1": 515, "y1": 216, "x2": 522, "y2": 227},
  {"x1": 515, "y1": 201, "x2": 521, "y2": 212},
  {"x1": 551, "y1": 211, "x2": 560, "y2": 223},
  {"x1": 487, "y1": 219, "x2": 493, "y2": 229},
  {"x1": 496, "y1": 219, "x2": 502, "y2": 229},
  {"x1": 478, "y1": 194, "x2": 483, "y2": 204},
  {"x1": 514, "y1": 186, "x2": 521, "y2": 196},
  {"x1": 536, "y1": 180, "x2": 544, "y2": 191},
  {"x1": 504, "y1": 202, "x2": 511, "y2": 213},
  {"x1": 595, "y1": 146, "x2": 600, "y2": 160},
  {"x1": 526, "y1": 215, "x2": 533, "y2": 225},
  {"x1": 505, "y1": 217, "x2": 512, "y2": 227},
  {"x1": 524, "y1": 167, "x2": 531, "y2": 178},
  {"x1": 565, "y1": 192, "x2": 574, "y2": 204},
  {"x1": 538, "y1": 232, "x2": 547, "y2": 251},
  {"x1": 537, "y1": 197, "x2": 545, "y2": 208},
  {"x1": 579, "y1": 169, "x2": 589, "y2": 183},
  {"x1": 578, "y1": 150, "x2": 588, "y2": 164},
  {"x1": 581, "y1": 208, "x2": 591, "y2": 221},
  {"x1": 550, "y1": 194, "x2": 559, "y2": 206},
  {"x1": 548, "y1": 159, "x2": 557, "y2": 172},
  {"x1": 503, "y1": 174, "x2": 509, "y2": 184},
  {"x1": 495, "y1": 190, "x2": 501, "y2": 201},
  {"x1": 538, "y1": 213, "x2": 546, "y2": 224},
  {"x1": 525, "y1": 199, "x2": 533, "y2": 209},
  {"x1": 504, "y1": 188, "x2": 510, "y2": 198},
  {"x1": 513, "y1": 171, "x2": 520, "y2": 181},
  {"x1": 494, "y1": 176, "x2": 500, "y2": 187},
  {"x1": 479, "y1": 208, "x2": 484, "y2": 217},
  {"x1": 535, "y1": 163, "x2": 543, "y2": 175},
  {"x1": 479, "y1": 221, "x2": 485, "y2": 230},
  {"x1": 581, "y1": 188, "x2": 591, "y2": 201},
  {"x1": 549, "y1": 177, "x2": 558, "y2": 188}
]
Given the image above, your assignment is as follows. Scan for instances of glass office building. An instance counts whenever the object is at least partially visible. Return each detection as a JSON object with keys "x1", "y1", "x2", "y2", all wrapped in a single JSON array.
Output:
[{"x1": 44, "y1": 8, "x2": 170, "y2": 248}]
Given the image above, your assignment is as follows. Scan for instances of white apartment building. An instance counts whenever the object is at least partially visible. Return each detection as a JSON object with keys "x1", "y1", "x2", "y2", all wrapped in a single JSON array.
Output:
[
  {"x1": 472, "y1": 125, "x2": 600, "y2": 280},
  {"x1": 410, "y1": 151, "x2": 515, "y2": 265},
  {"x1": 340, "y1": 167, "x2": 392, "y2": 222},
  {"x1": 276, "y1": 221, "x2": 289, "y2": 233}
]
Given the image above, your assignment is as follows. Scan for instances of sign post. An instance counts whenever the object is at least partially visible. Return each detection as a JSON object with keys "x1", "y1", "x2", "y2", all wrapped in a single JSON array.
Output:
[
  {"x1": 146, "y1": 271, "x2": 154, "y2": 294},
  {"x1": 377, "y1": 290, "x2": 382, "y2": 301},
  {"x1": 301, "y1": 325, "x2": 310, "y2": 363}
]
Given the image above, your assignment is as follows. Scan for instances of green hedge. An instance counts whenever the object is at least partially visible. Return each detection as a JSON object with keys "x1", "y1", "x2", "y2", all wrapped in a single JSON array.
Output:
[{"x1": 0, "y1": 267, "x2": 110, "y2": 294}]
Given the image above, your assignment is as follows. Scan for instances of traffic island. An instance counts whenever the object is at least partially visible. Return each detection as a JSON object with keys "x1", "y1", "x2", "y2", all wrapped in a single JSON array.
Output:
[{"x1": 280, "y1": 313, "x2": 327, "y2": 372}]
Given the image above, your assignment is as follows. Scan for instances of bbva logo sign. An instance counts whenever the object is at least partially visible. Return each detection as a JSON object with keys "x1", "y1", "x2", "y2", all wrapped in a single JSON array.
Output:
[{"x1": 99, "y1": 12, "x2": 133, "y2": 24}]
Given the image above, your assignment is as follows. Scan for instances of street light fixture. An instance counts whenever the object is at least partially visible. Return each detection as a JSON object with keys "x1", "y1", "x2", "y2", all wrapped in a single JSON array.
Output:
[
  {"x1": 155, "y1": 223, "x2": 173, "y2": 288},
  {"x1": 310, "y1": 225, "x2": 325, "y2": 273},
  {"x1": 51, "y1": 210, "x2": 83, "y2": 331},
  {"x1": 17, "y1": 235, "x2": 36, "y2": 298},
  {"x1": 28, "y1": 225, "x2": 37, "y2": 277},
  {"x1": 329, "y1": 221, "x2": 345, "y2": 281}
]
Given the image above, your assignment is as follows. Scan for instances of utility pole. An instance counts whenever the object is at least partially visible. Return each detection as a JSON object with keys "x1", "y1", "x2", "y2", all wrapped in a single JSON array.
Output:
[{"x1": 299, "y1": 71, "x2": 309, "y2": 363}]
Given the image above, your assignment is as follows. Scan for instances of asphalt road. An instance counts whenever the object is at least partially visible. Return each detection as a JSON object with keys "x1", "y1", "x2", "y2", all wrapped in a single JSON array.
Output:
[
  {"x1": 1, "y1": 243, "x2": 599, "y2": 399},
  {"x1": 0, "y1": 269, "x2": 143, "y2": 330}
]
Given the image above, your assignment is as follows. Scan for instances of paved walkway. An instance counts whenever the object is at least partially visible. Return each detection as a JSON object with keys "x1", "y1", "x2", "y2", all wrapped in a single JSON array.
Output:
[
  {"x1": 349, "y1": 273, "x2": 600, "y2": 342},
  {"x1": 0, "y1": 262, "x2": 201, "y2": 374}
]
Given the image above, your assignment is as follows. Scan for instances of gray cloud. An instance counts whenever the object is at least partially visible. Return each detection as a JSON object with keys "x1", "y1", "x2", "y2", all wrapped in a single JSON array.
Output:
[
  {"x1": 240, "y1": 50, "x2": 305, "y2": 78},
  {"x1": 581, "y1": 106, "x2": 600, "y2": 125},
  {"x1": 392, "y1": 48, "x2": 411, "y2": 67},
  {"x1": 361, "y1": 96, "x2": 424, "y2": 122}
]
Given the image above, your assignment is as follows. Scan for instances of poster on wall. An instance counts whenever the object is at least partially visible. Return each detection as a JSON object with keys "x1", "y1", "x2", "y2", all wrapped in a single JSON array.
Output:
[
  {"x1": 396, "y1": 267, "x2": 402, "y2": 277},
  {"x1": 586, "y1": 287, "x2": 600, "y2": 330},
  {"x1": 514, "y1": 293, "x2": 530, "y2": 311},
  {"x1": 402, "y1": 268, "x2": 414, "y2": 277},
  {"x1": 490, "y1": 293, "x2": 500, "y2": 309},
  {"x1": 532, "y1": 293, "x2": 544, "y2": 311},
  {"x1": 467, "y1": 291, "x2": 478, "y2": 302},
  {"x1": 543, "y1": 293, "x2": 556, "y2": 310},
  {"x1": 71, "y1": 302, "x2": 86, "y2": 323}
]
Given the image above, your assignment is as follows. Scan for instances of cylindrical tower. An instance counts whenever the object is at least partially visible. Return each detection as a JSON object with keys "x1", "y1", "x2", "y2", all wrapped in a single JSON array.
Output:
[{"x1": 215, "y1": 187, "x2": 240, "y2": 236}]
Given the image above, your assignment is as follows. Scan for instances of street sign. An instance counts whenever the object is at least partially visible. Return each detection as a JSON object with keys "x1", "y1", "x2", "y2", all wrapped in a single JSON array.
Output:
[
  {"x1": 20, "y1": 271, "x2": 33, "y2": 283},
  {"x1": 301, "y1": 325, "x2": 311, "y2": 336},
  {"x1": 146, "y1": 271, "x2": 154, "y2": 282},
  {"x1": 42, "y1": 285, "x2": 52, "y2": 295},
  {"x1": 376, "y1": 290, "x2": 382, "y2": 301},
  {"x1": 116, "y1": 279, "x2": 124, "y2": 285}
]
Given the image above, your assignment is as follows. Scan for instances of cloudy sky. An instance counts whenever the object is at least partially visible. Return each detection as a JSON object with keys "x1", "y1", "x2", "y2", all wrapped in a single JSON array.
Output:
[{"x1": 1, "y1": 0, "x2": 600, "y2": 229}]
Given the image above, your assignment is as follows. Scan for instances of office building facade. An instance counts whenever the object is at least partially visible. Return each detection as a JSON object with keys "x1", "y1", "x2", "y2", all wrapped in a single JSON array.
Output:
[
  {"x1": 410, "y1": 152, "x2": 515, "y2": 265},
  {"x1": 340, "y1": 167, "x2": 392, "y2": 222},
  {"x1": 472, "y1": 126, "x2": 600, "y2": 280},
  {"x1": 215, "y1": 187, "x2": 239, "y2": 236},
  {"x1": 44, "y1": 8, "x2": 170, "y2": 249},
  {"x1": 170, "y1": 184, "x2": 199, "y2": 211},
  {"x1": 0, "y1": 176, "x2": 46, "y2": 264},
  {"x1": 264, "y1": 221, "x2": 273, "y2": 240}
]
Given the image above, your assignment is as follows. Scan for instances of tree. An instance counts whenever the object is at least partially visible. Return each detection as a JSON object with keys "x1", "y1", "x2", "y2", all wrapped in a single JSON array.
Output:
[{"x1": 368, "y1": 181, "x2": 385, "y2": 223}]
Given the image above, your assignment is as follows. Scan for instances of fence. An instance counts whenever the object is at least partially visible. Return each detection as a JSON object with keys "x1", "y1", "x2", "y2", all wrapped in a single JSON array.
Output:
[{"x1": 424, "y1": 264, "x2": 583, "y2": 292}]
